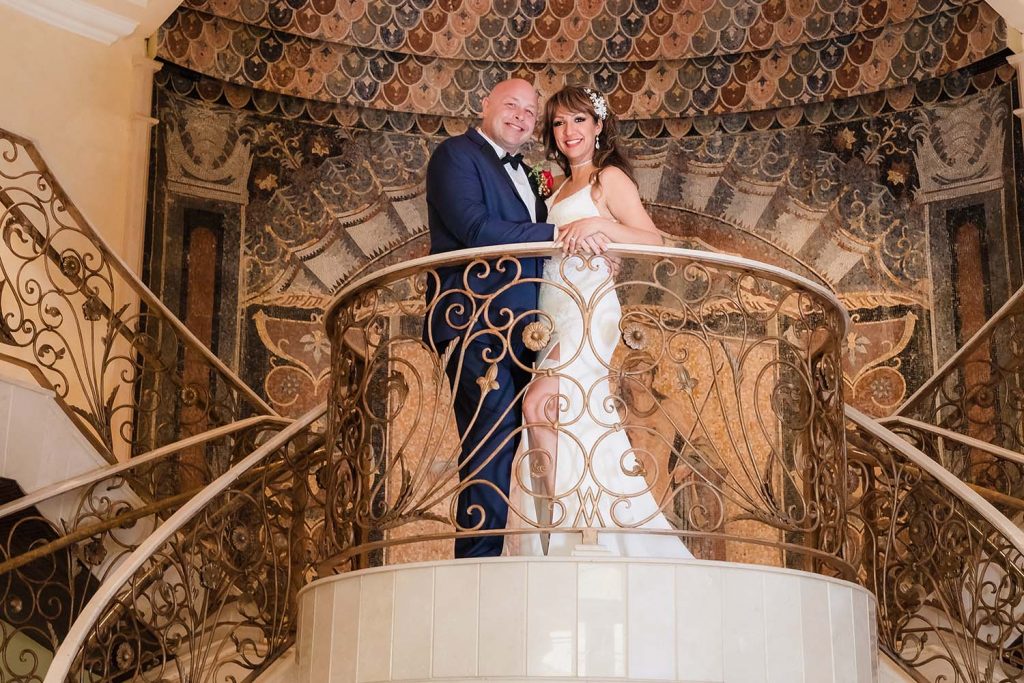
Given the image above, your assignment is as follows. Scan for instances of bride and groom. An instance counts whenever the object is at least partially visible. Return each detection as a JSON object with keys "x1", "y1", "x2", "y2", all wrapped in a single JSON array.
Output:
[{"x1": 424, "y1": 77, "x2": 692, "y2": 561}]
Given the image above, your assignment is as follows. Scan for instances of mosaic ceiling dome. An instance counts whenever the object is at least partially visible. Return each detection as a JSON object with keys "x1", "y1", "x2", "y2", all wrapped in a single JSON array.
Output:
[{"x1": 158, "y1": 0, "x2": 1005, "y2": 121}]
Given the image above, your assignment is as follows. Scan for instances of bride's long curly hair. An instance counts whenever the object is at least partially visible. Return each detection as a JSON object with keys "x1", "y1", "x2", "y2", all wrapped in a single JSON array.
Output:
[{"x1": 542, "y1": 85, "x2": 636, "y2": 188}]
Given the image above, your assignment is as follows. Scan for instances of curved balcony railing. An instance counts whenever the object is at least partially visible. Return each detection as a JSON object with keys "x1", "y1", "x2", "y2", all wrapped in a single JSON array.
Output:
[
  {"x1": 321, "y1": 245, "x2": 851, "y2": 575},
  {"x1": 0, "y1": 130, "x2": 275, "y2": 459},
  {"x1": 0, "y1": 416, "x2": 289, "y2": 683},
  {"x1": 43, "y1": 404, "x2": 326, "y2": 683},
  {"x1": 846, "y1": 407, "x2": 1024, "y2": 682}
]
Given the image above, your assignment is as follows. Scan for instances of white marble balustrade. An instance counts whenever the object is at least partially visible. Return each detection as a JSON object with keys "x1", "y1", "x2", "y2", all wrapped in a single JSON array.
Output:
[{"x1": 296, "y1": 556, "x2": 877, "y2": 683}]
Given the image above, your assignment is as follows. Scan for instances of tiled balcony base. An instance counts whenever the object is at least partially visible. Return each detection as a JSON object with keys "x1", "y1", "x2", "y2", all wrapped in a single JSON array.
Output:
[{"x1": 296, "y1": 557, "x2": 877, "y2": 683}]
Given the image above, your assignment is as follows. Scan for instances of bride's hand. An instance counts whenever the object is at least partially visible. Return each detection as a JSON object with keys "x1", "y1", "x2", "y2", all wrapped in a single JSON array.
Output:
[
  {"x1": 558, "y1": 217, "x2": 612, "y2": 255},
  {"x1": 578, "y1": 231, "x2": 611, "y2": 255}
]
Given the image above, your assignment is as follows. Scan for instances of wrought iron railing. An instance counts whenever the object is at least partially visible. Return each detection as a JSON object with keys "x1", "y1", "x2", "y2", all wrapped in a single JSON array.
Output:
[
  {"x1": 0, "y1": 416, "x2": 289, "y2": 683},
  {"x1": 43, "y1": 405, "x2": 326, "y2": 683},
  {"x1": 33, "y1": 241, "x2": 1024, "y2": 683},
  {"x1": 0, "y1": 130, "x2": 274, "y2": 460},
  {"x1": 321, "y1": 245, "x2": 851, "y2": 574},
  {"x1": 898, "y1": 286, "x2": 1024, "y2": 454},
  {"x1": 847, "y1": 406, "x2": 1024, "y2": 682},
  {"x1": 881, "y1": 416, "x2": 1024, "y2": 510}
]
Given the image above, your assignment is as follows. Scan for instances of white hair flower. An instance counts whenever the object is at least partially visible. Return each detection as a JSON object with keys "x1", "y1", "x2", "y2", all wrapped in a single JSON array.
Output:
[{"x1": 583, "y1": 87, "x2": 608, "y2": 121}]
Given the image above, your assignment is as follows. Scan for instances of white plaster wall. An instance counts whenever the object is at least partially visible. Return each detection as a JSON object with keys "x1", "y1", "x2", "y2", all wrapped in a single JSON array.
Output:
[
  {"x1": 254, "y1": 648, "x2": 300, "y2": 683},
  {"x1": 0, "y1": 4, "x2": 181, "y2": 462},
  {"x1": 878, "y1": 655, "x2": 917, "y2": 683},
  {"x1": 296, "y1": 558, "x2": 878, "y2": 683},
  {"x1": 0, "y1": 374, "x2": 108, "y2": 494},
  {"x1": 0, "y1": 2, "x2": 176, "y2": 269},
  {"x1": 0, "y1": 372, "x2": 162, "y2": 579}
]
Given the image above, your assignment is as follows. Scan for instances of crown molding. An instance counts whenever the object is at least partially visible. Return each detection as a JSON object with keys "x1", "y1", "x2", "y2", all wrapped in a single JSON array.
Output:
[
  {"x1": 986, "y1": 0, "x2": 1024, "y2": 35},
  {"x1": 0, "y1": 0, "x2": 141, "y2": 45}
]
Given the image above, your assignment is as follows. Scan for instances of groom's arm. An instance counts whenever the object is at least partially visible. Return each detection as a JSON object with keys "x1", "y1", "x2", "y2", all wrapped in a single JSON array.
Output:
[{"x1": 427, "y1": 142, "x2": 554, "y2": 247}]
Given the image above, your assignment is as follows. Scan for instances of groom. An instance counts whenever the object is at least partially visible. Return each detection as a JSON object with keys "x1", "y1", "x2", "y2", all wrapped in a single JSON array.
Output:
[{"x1": 424, "y1": 78, "x2": 555, "y2": 558}]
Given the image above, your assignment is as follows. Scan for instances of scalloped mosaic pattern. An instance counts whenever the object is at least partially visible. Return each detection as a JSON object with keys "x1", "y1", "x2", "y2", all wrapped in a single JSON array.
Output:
[
  {"x1": 155, "y1": 60, "x2": 1016, "y2": 138},
  {"x1": 181, "y1": 0, "x2": 968, "y2": 63},
  {"x1": 158, "y1": 1, "x2": 1004, "y2": 119}
]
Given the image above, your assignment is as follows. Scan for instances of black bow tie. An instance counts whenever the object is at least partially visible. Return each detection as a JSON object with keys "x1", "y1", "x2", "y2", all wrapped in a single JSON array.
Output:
[{"x1": 501, "y1": 152, "x2": 524, "y2": 171}]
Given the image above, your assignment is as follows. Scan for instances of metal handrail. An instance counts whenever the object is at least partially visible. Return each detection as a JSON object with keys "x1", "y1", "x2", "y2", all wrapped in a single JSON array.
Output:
[
  {"x1": 897, "y1": 284, "x2": 1024, "y2": 415},
  {"x1": 847, "y1": 405, "x2": 1024, "y2": 550},
  {"x1": 323, "y1": 243, "x2": 853, "y2": 571},
  {"x1": 43, "y1": 401, "x2": 326, "y2": 683},
  {"x1": 848, "y1": 405, "x2": 1024, "y2": 681},
  {"x1": 880, "y1": 415, "x2": 1024, "y2": 467},
  {"x1": 0, "y1": 130, "x2": 276, "y2": 428},
  {"x1": 45, "y1": 405, "x2": 1024, "y2": 683},
  {"x1": 324, "y1": 242, "x2": 850, "y2": 336},
  {"x1": 0, "y1": 414, "x2": 291, "y2": 519}
]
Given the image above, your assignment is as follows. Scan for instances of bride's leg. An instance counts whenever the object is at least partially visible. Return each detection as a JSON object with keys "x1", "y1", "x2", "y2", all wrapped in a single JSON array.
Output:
[{"x1": 522, "y1": 347, "x2": 561, "y2": 508}]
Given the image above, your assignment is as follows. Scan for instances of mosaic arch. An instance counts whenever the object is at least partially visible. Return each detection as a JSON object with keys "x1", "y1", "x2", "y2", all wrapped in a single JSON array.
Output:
[{"x1": 145, "y1": 1, "x2": 1022, "y2": 420}]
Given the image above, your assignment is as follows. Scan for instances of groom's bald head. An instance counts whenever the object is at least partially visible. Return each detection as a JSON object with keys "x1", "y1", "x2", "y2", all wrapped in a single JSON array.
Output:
[{"x1": 480, "y1": 78, "x2": 539, "y2": 154}]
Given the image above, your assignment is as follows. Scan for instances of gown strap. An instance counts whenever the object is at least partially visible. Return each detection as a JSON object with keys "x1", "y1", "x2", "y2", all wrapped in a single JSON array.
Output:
[{"x1": 548, "y1": 178, "x2": 567, "y2": 203}]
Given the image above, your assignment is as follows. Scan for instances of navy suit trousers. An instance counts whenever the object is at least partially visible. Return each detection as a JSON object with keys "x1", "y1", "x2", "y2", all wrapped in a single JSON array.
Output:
[{"x1": 444, "y1": 337, "x2": 535, "y2": 558}]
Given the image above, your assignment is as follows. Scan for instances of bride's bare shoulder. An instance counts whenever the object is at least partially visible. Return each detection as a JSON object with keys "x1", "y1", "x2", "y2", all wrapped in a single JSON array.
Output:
[{"x1": 597, "y1": 166, "x2": 634, "y2": 189}]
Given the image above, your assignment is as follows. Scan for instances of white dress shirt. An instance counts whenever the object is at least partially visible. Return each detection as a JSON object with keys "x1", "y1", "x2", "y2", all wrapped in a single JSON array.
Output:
[{"x1": 477, "y1": 128, "x2": 537, "y2": 222}]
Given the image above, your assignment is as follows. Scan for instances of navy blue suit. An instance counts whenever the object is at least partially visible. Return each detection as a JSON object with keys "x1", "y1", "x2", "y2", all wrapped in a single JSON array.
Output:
[{"x1": 424, "y1": 129, "x2": 554, "y2": 557}]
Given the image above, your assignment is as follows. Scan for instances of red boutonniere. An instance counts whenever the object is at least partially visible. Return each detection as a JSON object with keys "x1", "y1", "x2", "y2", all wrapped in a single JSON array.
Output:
[{"x1": 528, "y1": 165, "x2": 555, "y2": 198}]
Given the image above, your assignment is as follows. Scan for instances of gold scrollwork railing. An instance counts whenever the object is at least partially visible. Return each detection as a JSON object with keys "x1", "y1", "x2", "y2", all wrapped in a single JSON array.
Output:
[
  {"x1": 0, "y1": 416, "x2": 289, "y2": 683},
  {"x1": 898, "y1": 286, "x2": 1024, "y2": 454},
  {"x1": 322, "y1": 245, "x2": 851, "y2": 575},
  {"x1": 0, "y1": 130, "x2": 275, "y2": 459},
  {"x1": 43, "y1": 405, "x2": 326, "y2": 683},
  {"x1": 882, "y1": 416, "x2": 1024, "y2": 510},
  {"x1": 846, "y1": 406, "x2": 1024, "y2": 682}
]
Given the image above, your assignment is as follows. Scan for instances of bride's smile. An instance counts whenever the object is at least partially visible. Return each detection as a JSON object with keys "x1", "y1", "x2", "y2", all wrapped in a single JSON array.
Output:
[{"x1": 550, "y1": 106, "x2": 602, "y2": 166}]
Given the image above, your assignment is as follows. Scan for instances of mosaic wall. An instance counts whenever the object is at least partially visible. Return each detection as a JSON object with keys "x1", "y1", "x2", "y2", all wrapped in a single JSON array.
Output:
[
  {"x1": 161, "y1": 0, "x2": 1002, "y2": 119},
  {"x1": 146, "y1": 1, "x2": 1022, "y2": 422}
]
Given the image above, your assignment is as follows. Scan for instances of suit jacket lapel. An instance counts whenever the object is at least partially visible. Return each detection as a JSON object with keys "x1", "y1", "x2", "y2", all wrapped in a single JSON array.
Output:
[{"x1": 466, "y1": 129, "x2": 533, "y2": 217}]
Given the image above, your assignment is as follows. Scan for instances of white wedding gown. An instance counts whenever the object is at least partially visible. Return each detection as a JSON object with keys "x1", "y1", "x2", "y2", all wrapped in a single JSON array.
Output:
[{"x1": 516, "y1": 183, "x2": 693, "y2": 559}]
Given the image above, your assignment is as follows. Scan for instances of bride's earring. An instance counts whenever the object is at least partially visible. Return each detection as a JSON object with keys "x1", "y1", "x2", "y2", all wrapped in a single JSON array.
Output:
[{"x1": 595, "y1": 136, "x2": 600, "y2": 150}]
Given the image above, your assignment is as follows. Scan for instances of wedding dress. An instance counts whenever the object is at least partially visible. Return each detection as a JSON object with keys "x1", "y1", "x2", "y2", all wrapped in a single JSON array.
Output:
[{"x1": 516, "y1": 182, "x2": 693, "y2": 559}]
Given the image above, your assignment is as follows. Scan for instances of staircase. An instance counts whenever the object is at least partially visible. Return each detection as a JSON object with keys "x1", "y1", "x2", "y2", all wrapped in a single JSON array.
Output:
[{"x1": 1, "y1": 130, "x2": 1023, "y2": 683}]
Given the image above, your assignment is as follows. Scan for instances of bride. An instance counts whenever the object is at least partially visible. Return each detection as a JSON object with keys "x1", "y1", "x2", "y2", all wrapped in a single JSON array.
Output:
[{"x1": 517, "y1": 86, "x2": 693, "y2": 559}]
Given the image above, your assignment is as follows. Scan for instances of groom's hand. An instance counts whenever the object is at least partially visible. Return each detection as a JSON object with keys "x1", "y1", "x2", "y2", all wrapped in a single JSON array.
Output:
[{"x1": 558, "y1": 217, "x2": 607, "y2": 255}]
